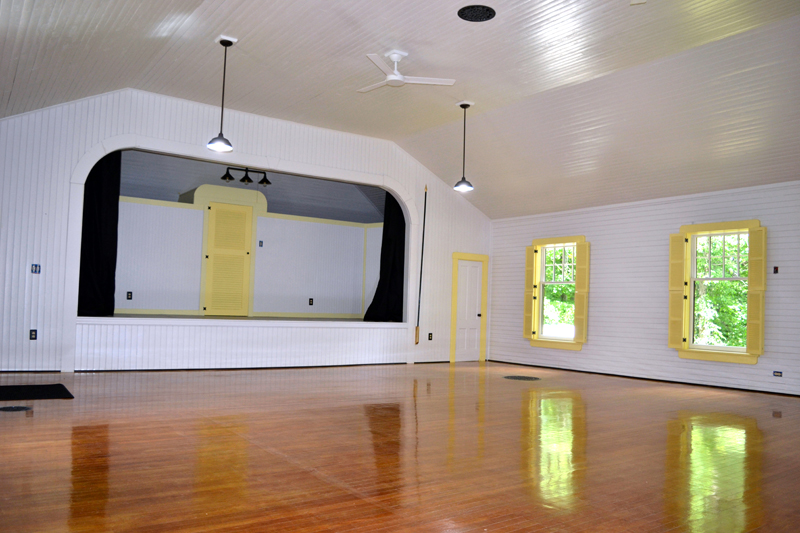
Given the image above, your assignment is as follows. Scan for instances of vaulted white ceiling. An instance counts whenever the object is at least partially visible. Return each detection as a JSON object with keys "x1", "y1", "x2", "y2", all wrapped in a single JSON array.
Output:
[{"x1": 2, "y1": 0, "x2": 799, "y2": 217}]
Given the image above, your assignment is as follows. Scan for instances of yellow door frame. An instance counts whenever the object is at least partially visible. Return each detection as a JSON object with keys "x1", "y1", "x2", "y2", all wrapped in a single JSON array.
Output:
[{"x1": 450, "y1": 252, "x2": 489, "y2": 363}]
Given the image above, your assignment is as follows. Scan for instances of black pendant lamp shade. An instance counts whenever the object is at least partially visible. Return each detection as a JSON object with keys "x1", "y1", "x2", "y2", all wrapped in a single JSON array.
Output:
[
  {"x1": 240, "y1": 169, "x2": 253, "y2": 184},
  {"x1": 454, "y1": 102, "x2": 474, "y2": 192},
  {"x1": 220, "y1": 169, "x2": 234, "y2": 182},
  {"x1": 207, "y1": 39, "x2": 234, "y2": 153},
  {"x1": 258, "y1": 175, "x2": 271, "y2": 187}
]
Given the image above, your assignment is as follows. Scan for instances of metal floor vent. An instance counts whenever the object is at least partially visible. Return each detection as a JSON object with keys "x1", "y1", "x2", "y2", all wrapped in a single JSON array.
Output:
[
  {"x1": 504, "y1": 375, "x2": 540, "y2": 381},
  {"x1": 0, "y1": 406, "x2": 32, "y2": 412}
]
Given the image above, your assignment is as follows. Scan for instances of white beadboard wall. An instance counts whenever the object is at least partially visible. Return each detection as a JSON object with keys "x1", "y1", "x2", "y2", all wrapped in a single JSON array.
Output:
[
  {"x1": 0, "y1": 88, "x2": 491, "y2": 371},
  {"x1": 253, "y1": 217, "x2": 369, "y2": 315},
  {"x1": 114, "y1": 201, "x2": 204, "y2": 311},
  {"x1": 490, "y1": 181, "x2": 800, "y2": 395}
]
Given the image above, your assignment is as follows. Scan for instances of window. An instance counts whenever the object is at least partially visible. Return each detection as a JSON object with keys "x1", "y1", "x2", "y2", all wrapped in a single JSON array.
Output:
[
  {"x1": 669, "y1": 220, "x2": 766, "y2": 364},
  {"x1": 524, "y1": 236, "x2": 589, "y2": 350}
]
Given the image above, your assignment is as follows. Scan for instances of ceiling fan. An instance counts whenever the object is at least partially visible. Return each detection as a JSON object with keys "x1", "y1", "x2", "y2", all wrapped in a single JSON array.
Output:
[{"x1": 357, "y1": 50, "x2": 455, "y2": 93}]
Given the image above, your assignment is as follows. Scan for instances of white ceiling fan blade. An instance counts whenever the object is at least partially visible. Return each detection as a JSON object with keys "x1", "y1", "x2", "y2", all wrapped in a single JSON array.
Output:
[
  {"x1": 366, "y1": 54, "x2": 394, "y2": 76},
  {"x1": 404, "y1": 76, "x2": 456, "y2": 86},
  {"x1": 357, "y1": 80, "x2": 388, "y2": 93}
]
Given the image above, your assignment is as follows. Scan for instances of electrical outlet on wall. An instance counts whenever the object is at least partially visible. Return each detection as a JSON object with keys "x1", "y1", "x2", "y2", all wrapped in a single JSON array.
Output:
[
  {"x1": 29, "y1": 330, "x2": 37, "y2": 340},
  {"x1": 126, "y1": 292, "x2": 132, "y2": 300},
  {"x1": 428, "y1": 333, "x2": 433, "y2": 341},
  {"x1": 309, "y1": 298, "x2": 313, "y2": 306}
]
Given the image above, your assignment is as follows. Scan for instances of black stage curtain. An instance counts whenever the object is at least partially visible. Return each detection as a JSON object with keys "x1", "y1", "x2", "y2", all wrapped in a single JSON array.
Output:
[
  {"x1": 364, "y1": 192, "x2": 405, "y2": 322},
  {"x1": 77, "y1": 151, "x2": 121, "y2": 316}
]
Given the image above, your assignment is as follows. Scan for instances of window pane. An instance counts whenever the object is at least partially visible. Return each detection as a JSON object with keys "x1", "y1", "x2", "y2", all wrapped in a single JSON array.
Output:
[
  {"x1": 541, "y1": 284, "x2": 575, "y2": 340},
  {"x1": 692, "y1": 280, "x2": 748, "y2": 348},
  {"x1": 554, "y1": 247, "x2": 564, "y2": 265},
  {"x1": 545, "y1": 265, "x2": 554, "y2": 282},
  {"x1": 554, "y1": 264, "x2": 563, "y2": 282},
  {"x1": 545, "y1": 248, "x2": 555, "y2": 266},
  {"x1": 724, "y1": 235, "x2": 740, "y2": 278},
  {"x1": 696, "y1": 255, "x2": 709, "y2": 279},
  {"x1": 564, "y1": 265, "x2": 574, "y2": 283}
]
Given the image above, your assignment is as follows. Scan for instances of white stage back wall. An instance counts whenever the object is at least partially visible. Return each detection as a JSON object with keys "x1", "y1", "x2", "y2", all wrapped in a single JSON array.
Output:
[
  {"x1": 114, "y1": 201, "x2": 204, "y2": 312},
  {"x1": 0, "y1": 88, "x2": 491, "y2": 371}
]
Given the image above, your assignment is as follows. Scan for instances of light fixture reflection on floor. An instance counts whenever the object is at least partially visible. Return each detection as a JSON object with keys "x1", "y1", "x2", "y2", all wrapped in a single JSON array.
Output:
[
  {"x1": 454, "y1": 101, "x2": 475, "y2": 192},
  {"x1": 207, "y1": 38, "x2": 235, "y2": 153},
  {"x1": 219, "y1": 166, "x2": 270, "y2": 187}
]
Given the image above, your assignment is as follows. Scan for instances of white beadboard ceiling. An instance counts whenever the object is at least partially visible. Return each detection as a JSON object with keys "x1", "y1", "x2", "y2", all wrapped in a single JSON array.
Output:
[{"x1": 2, "y1": 0, "x2": 799, "y2": 218}]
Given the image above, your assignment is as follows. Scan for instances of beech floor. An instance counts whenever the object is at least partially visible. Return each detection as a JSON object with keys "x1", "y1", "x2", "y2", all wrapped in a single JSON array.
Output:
[{"x1": 1, "y1": 362, "x2": 798, "y2": 532}]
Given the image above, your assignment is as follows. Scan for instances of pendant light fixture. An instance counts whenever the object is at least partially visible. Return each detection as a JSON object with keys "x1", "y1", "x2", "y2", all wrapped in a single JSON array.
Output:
[
  {"x1": 207, "y1": 38, "x2": 235, "y2": 153},
  {"x1": 453, "y1": 101, "x2": 475, "y2": 192},
  {"x1": 218, "y1": 166, "x2": 270, "y2": 186}
]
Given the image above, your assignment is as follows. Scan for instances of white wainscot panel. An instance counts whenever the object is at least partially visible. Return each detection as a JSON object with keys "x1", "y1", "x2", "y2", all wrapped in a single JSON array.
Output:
[{"x1": 75, "y1": 318, "x2": 410, "y2": 370}]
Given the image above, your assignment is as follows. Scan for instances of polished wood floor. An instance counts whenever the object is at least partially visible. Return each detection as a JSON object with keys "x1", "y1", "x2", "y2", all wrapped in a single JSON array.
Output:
[{"x1": 1, "y1": 362, "x2": 798, "y2": 532}]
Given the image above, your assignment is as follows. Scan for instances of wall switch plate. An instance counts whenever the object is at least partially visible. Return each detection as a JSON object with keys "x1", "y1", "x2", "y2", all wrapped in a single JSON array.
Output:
[
  {"x1": 30, "y1": 264, "x2": 41, "y2": 274},
  {"x1": 773, "y1": 371, "x2": 783, "y2": 377},
  {"x1": 126, "y1": 292, "x2": 132, "y2": 300},
  {"x1": 259, "y1": 241, "x2": 263, "y2": 247},
  {"x1": 29, "y1": 329, "x2": 37, "y2": 340},
  {"x1": 428, "y1": 333, "x2": 433, "y2": 341},
  {"x1": 774, "y1": 266, "x2": 779, "y2": 274},
  {"x1": 309, "y1": 298, "x2": 313, "y2": 305}
]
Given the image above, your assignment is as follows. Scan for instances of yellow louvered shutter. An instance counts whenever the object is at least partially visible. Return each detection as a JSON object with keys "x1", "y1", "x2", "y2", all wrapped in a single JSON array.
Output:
[
  {"x1": 668, "y1": 234, "x2": 686, "y2": 349},
  {"x1": 746, "y1": 227, "x2": 766, "y2": 355},
  {"x1": 205, "y1": 203, "x2": 252, "y2": 316},
  {"x1": 524, "y1": 246, "x2": 534, "y2": 339},
  {"x1": 573, "y1": 242, "x2": 590, "y2": 343}
]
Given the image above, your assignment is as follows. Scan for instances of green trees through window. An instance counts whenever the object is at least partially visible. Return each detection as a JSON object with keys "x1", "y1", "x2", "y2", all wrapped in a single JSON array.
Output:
[
  {"x1": 692, "y1": 233, "x2": 748, "y2": 348},
  {"x1": 541, "y1": 245, "x2": 576, "y2": 339}
]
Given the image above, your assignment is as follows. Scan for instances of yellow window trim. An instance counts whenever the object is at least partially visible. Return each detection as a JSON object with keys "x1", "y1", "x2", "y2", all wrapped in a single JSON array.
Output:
[
  {"x1": 530, "y1": 235, "x2": 586, "y2": 247},
  {"x1": 669, "y1": 220, "x2": 765, "y2": 363},
  {"x1": 679, "y1": 219, "x2": 760, "y2": 235},
  {"x1": 450, "y1": 253, "x2": 489, "y2": 364},
  {"x1": 529, "y1": 339, "x2": 583, "y2": 351},
  {"x1": 678, "y1": 349, "x2": 759, "y2": 365},
  {"x1": 525, "y1": 236, "x2": 588, "y2": 351}
]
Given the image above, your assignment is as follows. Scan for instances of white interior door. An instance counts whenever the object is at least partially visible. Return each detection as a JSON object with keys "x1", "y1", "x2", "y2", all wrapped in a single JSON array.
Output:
[{"x1": 455, "y1": 260, "x2": 483, "y2": 361}]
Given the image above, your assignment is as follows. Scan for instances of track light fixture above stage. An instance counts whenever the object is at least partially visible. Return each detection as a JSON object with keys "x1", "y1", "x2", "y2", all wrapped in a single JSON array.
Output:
[{"x1": 220, "y1": 166, "x2": 271, "y2": 187}]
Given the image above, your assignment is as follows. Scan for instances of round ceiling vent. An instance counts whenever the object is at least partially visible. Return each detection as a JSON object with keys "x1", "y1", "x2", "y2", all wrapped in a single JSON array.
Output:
[{"x1": 458, "y1": 5, "x2": 496, "y2": 22}]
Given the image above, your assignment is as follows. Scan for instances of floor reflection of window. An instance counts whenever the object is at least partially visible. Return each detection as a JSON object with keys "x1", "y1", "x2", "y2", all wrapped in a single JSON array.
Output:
[
  {"x1": 665, "y1": 413, "x2": 762, "y2": 533},
  {"x1": 522, "y1": 391, "x2": 585, "y2": 510}
]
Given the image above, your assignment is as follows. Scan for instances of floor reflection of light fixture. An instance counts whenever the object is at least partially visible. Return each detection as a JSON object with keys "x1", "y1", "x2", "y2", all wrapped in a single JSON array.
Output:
[
  {"x1": 207, "y1": 38, "x2": 235, "y2": 153},
  {"x1": 219, "y1": 166, "x2": 270, "y2": 186},
  {"x1": 454, "y1": 101, "x2": 475, "y2": 192}
]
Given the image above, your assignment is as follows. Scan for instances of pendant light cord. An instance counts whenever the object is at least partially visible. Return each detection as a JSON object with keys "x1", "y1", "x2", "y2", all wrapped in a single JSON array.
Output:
[
  {"x1": 462, "y1": 105, "x2": 467, "y2": 177},
  {"x1": 219, "y1": 45, "x2": 228, "y2": 134}
]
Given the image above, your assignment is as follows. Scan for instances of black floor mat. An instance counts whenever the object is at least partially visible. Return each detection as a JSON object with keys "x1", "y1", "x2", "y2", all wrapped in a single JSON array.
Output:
[{"x1": 0, "y1": 384, "x2": 74, "y2": 401}]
